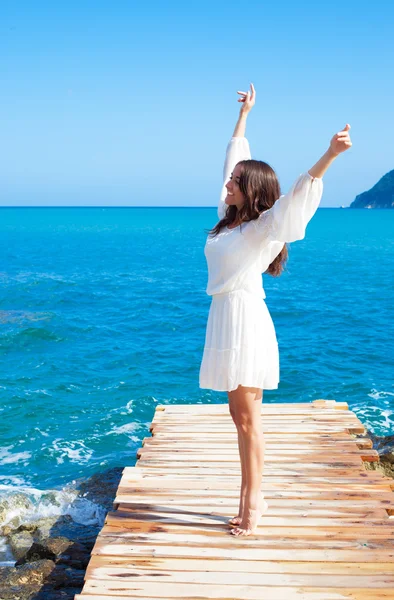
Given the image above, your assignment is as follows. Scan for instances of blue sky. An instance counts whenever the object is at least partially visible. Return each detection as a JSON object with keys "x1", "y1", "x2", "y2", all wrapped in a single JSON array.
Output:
[{"x1": 1, "y1": 0, "x2": 393, "y2": 207}]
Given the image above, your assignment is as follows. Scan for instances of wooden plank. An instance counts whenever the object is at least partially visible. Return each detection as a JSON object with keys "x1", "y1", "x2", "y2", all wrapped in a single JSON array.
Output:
[
  {"x1": 142, "y1": 436, "x2": 373, "y2": 444},
  {"x1": 149, "y1": 432, "x2": 367, "y2": 439},
  {"x1": 122, "y1": 477, "x2": 392, "y2": 488},
  {"x1": 75, "y1": 587, "x2": 394, "y2": 600},
  {"x1": 98, "y1": 528, "x2": 394, "y2": 550},
  {"x1": 104, "y1": 511, "x2": 394, "y2": 531},
  {"x1": 150, "y1": 415, "x2": 363, "y2": 424},
  {"x1": 152, "y1": 415, "x2": 363, "y2": 423},
  {"x1": 125, "y1": 465, "x2": 375, "y2": 475},
  {"x1": 118, "y1": 483, "x2": 394, "y2": 494},
  {"x1": 150, "y1": 425, "x2": 366, "y2": 433},
  {"x1": 79, "y1": 580, "x2": 394, "y2": 600},
  {"x1": 137, "y1": 444, "x2": 370, "y2": 453},
  {"x1": 112, "y1": 501, "x2": 393, "y2": 516},
  {"x1": 83, "y1": 566, "x2": 394, "y2": 588},
  {"x1": 91, "y1": 536, "x2": 394, "y2": 561},
  {"x1": 116, "y1": 496, "x2": 393, "y2": 508},
  {"x1": 142, "y1": 437, "x2": 374, "y2": 448},
  {"x1": 136, "y1": 448, "x2": 379, "y2": 462},
  {"x1": 116, "y1": 491, "x2": 394, "y2": 505},
  {"x1": 122, "y1": 474, "x2": 392, "y2": 487},
  {"x1": 141, "y1": 437, "x2": 370, "y2": 446},
  {"x1": 152, "y1": 417, "x2": 360, "y2": 422},
  {"x1": 86, "y1": 554, "x2": 394, "y2": 575},
  {"x1": 117, "y1": 483, "x2": 394, "y2": 496},
  {"x1": 123, "y1": 467, "x2": 387, "y2": 479},
  {"x1": 136, "y1": 451, "x2": 371, "y2": 464},
  {"x1": 154, "y1": 400, "x2": 350, "y2": 411},
  {"x1": 104, "y1": 517, "x2": 392, "y2": 537}
]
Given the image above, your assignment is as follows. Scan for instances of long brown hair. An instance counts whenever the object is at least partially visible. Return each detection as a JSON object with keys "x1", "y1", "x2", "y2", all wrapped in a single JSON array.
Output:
[{"x1": 205, "y1": 159, "x2": 288, "y2": 276}]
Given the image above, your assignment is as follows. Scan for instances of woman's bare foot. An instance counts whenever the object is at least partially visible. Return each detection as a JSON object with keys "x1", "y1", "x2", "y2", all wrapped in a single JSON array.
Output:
[
  {"x1": 227, "y1": 490, "x2": 246, "y2": 525},
  {"x1": 229, "y1": 497, "x2": 268, "y2": 536},
  {"x1": 228, "y1": 492, "x2": 267, "y2": 526}
]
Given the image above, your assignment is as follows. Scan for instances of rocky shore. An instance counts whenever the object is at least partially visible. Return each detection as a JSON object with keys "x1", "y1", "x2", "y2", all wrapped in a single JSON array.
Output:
[
  {"x1": 0, "y1": 467, "x2": 123, "y2": 600},
  {"x1": 1, "y1": 430, "x2": 394, "y2": 600}
]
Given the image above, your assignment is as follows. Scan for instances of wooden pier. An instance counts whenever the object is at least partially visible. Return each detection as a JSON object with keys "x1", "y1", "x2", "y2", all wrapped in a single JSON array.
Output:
[{"x1": 75, "y1": 399, "x2": 394, "y2": 600}]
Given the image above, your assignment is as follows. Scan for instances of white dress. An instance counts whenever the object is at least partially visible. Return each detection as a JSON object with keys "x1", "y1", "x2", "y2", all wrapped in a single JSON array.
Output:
[{"x1": 199, "y1": 136, "x2": 324, "y2": 393}]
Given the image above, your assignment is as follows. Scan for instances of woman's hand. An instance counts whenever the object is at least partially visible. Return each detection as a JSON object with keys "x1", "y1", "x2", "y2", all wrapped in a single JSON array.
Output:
[
  {"x1": 231, "y1": 83, "x2": 255, "y2": 137},
  {"x1": 308, "y1": 124, "x2": 353, "y2": 179},
  {"x1": 329, "y1": 124, "x2": 352, "y2": 156},
  {"x1": 237, "y1": 83, "x2": 256, "y2": 115}
]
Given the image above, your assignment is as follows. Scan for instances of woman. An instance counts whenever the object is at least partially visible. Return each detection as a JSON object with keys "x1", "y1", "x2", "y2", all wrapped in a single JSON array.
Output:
[{"x1": 199, "y1": 83, "x2": 352, "y2": 536}]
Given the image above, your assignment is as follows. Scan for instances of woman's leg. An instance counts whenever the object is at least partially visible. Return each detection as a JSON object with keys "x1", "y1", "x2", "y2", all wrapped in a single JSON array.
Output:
[
  {"x1": 229, "y1": 384, "x2": 266, "y2": 536},
  {"x1": 228, "y1": 394, "x2": 247, "y2": 524}
]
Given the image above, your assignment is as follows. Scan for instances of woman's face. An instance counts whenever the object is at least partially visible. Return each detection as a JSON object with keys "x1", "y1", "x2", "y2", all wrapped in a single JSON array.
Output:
[{"x1": 225, "y1": 163, "x2": 245, "y2": 210}]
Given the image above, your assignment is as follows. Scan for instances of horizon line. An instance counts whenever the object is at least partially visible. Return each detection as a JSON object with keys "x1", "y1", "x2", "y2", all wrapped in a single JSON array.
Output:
[{"x1": 0, "y1": 205, "x2": 348, "y2": 209}]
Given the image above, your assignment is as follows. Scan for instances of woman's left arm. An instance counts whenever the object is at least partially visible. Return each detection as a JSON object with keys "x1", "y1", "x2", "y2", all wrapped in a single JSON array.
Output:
[
  {"x1": 252, "y1": 124, "x2": 353, "y2": 243},
  {"x1": 308, "y1": 124, "x2": 352, "y2": 179}
]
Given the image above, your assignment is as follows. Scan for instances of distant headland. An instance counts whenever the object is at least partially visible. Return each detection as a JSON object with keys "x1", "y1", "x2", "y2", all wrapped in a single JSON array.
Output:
[{"x1": 349, "y1": 169, "x2": 394, "y2": 208}]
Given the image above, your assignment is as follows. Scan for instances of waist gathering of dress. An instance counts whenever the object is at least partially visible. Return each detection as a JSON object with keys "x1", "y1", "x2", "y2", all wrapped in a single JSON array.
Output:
[{"x1": 199, "y1": 136, "x2": 324, "y2": 393}]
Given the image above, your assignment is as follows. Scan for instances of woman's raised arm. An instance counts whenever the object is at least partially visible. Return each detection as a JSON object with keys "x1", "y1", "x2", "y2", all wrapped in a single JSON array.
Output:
[
  {"x1": 217, "y1": 84, "x2": 255, "y2": 220},
  {"x1": 232, "y1": 83, "x2": 256, "y2": 136},
  {"x1": 252, "y1": 124, "x2": 353, "y2": 244},
  {"x1": 308, "y1": 124, "x2": 352, "y2": 179}
]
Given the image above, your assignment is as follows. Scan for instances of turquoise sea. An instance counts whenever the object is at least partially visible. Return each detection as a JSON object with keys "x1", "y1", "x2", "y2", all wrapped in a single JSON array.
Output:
[{"x1": 0, "y1": 206, "x2": 393, "y2": 556}]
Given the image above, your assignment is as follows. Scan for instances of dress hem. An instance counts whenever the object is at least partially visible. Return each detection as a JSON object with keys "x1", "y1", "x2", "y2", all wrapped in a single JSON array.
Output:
[{"x1": 199, "y1": 382, "x2": 279, "y2": 392}]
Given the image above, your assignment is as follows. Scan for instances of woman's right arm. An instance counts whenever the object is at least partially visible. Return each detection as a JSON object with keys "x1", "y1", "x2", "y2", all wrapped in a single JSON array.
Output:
[{"x1": 217, "y1": 84, "x2": 255, "y2": 220}]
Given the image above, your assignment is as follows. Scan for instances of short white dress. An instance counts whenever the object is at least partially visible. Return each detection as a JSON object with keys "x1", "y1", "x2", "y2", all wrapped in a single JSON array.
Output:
[{"x1": 199, "y1": 136, "x2": 324, "y2": 392}]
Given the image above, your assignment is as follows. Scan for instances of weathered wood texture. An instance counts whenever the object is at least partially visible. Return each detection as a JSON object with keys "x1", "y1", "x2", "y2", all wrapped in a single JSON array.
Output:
[{"x1": 75, "y1": 399, "x2": 394, "y2": 600}]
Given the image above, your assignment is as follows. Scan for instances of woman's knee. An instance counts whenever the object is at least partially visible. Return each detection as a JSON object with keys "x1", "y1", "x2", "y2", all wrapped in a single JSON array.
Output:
[
  {"x1": 231, "y1": 386, "x2": 263, "y2": 431},
  {"x1": 237, "y1": 404, "x2": 263, "y2": 432},
  {"x1": 237, "y1": 417, "x2": 262, "y2": 437}
]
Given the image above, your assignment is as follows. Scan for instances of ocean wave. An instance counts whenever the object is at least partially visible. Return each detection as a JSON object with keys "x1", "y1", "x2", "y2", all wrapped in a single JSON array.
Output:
[
  {"x1": 368, "y1": 389, "x2": 394, "y2": 401},
  {"x1": 0, "y1": 484, "x2": 106, "y2": 531},
  {"x1": 0, "y1": 446, "x2": 32, "y2": 466},
  {"x1": 48, "y1": 440, "x2": 93, "y2": 465},
  {"x1": 105, "y1": 422, "x2": 140, "y2": 436},
  {"x1": 24, "y1": 389, "x2": 53, "y2": 397}
]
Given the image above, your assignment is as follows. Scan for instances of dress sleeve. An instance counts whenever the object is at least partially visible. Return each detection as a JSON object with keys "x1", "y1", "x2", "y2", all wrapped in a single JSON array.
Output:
[
  {"x1": 251, "y1": 171, "x2": 324, "y2": 243},
  {"x1": 218, "y1": 136, "x2": 251, "y2": 220}
]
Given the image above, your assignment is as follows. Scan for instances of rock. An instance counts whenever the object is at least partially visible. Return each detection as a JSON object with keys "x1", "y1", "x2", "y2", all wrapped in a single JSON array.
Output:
[
  {"x1": 34, "y1": 588, "x2": 82, "y2": 600},
  {"x1": 14, "y1": 542, "x2": 57, "y2": 566},
  {"x1": 0, "y1": 584, "x2": 42, "y2": 600},
  {"x1": 74, "y1": 466, "x2": 123, "y2": 512},
  {"x1": 14, "y1": 536, "x2": 91, "y2": 570},
  {"x1": 5, "y1": 515, "x2": 100, "y2": 554},
  {"x1": 8, "y1": 531, "x2": 34, "y2": 561},
  {"x1": 45, "y1": 536, "x2": 73, "y2": 556},
  {"x1": 56, "y1": 541, "x2": 91, "y2": 569},
  {"x1": 357, "y1": 430, "x2": 394, "y2": 478},
  {"x1": 46, "y1": 515, "x2": 100, "y2": 551},
  {"x1": 35, "y1": 516, "x2": 71, "y2": 542},
  {"x1": 62, "y1": 566, "x2": 86, "y2": 587},
  {"x1": 0, "y1": 565, "x2": 14, "y2": 582},
  {"x1": 1, "y1": 515, "x2": 59, "y2": 540},
  {"x1": 0, "y1": 558, "x2": 55, "y2": 586}
]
